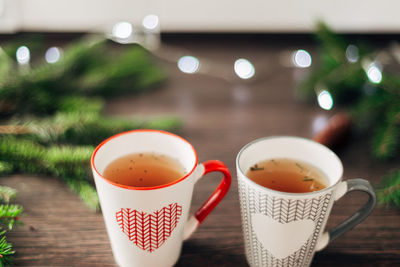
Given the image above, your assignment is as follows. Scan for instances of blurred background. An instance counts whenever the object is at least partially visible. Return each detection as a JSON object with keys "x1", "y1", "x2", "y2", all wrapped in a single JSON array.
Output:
[{"x1": 0, "y1": 1, "x2": 400, "y2": 266}]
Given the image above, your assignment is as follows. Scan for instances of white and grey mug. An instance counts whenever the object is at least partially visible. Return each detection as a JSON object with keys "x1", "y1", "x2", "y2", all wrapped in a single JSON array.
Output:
[{"x1": 236, "y1": 136, "x2": 376, "y2": 267}]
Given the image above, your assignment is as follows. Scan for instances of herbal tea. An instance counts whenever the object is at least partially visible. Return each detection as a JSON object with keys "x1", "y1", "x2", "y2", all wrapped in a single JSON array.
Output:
[
  {"x1": 246, "y1": 158, "x2": 328, "y2": 193},
  {"x1": 103, "y1": 152, "x2": 186, "y2": 187}
]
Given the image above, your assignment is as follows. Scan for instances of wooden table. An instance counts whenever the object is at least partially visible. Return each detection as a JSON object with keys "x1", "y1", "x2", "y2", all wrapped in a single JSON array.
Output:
[{"x1": 2, "y1": 34, "x2": 400, "y2": 266}]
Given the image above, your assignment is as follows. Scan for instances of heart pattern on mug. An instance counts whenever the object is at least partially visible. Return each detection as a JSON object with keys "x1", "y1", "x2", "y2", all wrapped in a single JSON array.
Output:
[
  {"x1": 116, "y1": 203, "x2": 182, "y2": 252},
  {"x1": 252, "y1": 214, "x2": 315, "y2": 259}
]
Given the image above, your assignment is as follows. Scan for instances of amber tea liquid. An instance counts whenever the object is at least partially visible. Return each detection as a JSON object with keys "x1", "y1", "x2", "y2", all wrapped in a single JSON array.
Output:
[
  {"x1": 246, "y1": 158, "x2": 328, "y2": 193},
  {"x1": 103, "y1": 152, "x2": 186, "y2": 187}
]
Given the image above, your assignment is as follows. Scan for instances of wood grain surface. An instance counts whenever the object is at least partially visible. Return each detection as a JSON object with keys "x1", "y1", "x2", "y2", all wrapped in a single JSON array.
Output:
[{"x1": 2, "y1": 34, "x2": 400, "y2": 266}]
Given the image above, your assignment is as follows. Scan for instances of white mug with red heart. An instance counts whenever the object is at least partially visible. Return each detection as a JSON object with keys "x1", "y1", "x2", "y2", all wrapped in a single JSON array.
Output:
[
  {"x1": 91, "y1": 130, "x2": 231, "y2": 267},
  {"x1": 236, "y1": 136, "x2": 376, "y2": 267}
]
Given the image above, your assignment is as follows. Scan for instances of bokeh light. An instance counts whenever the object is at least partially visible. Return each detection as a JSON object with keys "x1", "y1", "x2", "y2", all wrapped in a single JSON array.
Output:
[
  {"x1": 142, "y1": 15, "x2": 159, "y2": 30},
  {"x1": 317, "y1": 90, "x2": 333, "y2": 110},
  {"x1": 293, "y1": 49, "x2": 312, "y2": 68},
  {"x1": 346, "y1": 45, "x2": 359, "y2": 63},
  {"x1": 112, "y1": 22, "x2": 133, "y2": 39},
  {"x1": 312, "y1": 115, "x2": 329, "y2": 134},
  {"x1": 45, "y1": 47, "x2": 62, "y2": 64},
  {"x1": 234, "y1": 58, "x2": 255, "y2": 79},
  {"x1": 16, "y1": 46, "x2": 30, "y2": 64},
  {"x1": 177, "y1": 56, "x2": 200, "y2": 74},
  {"x1": 366, "y1": 63, "x2": 382, "y2": 84}
]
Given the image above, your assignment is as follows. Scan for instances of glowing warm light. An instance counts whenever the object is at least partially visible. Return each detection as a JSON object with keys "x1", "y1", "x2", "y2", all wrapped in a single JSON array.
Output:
[
  {"x1": 317, "y1": 90, "x2": 333, "y2": 110},
  {"x1": 177, "y1": 56, "x2": 200, "y2": 74},
  {"x1": 112, "y1": 22, "x2": 133, "y2": 39},
  {"x1": 346, "y1": 45, "x2": 359, "y2": 63},
  {"x1": 16, "y1": 46, "x2": 30, "y2": 64},
  {"x1": 367, "y1": 63, "x2": 382, "y2": 84},
  {"x1": 45, "y1": 47, "x2": 61, "y2": 64},
  {"x1": 142, "y1": 15, "x2": 159, "y2": 30},
  {"x1": 234, "y1": 58, "x2": 255, "y2": 79},
  {"x1": 293, "y1": 49, "x2": 312, "y2": 68}
]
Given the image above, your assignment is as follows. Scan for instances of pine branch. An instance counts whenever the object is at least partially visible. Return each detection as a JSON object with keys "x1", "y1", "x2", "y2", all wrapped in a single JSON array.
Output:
[
  {"x1": 372, "y1": 108, "x2": 400, "y2": 159},
  {"x1": 297, "y1": 24, "x2": 368, "y2": 103},
  {"x1": 0, "y1": 34, "x2": 180, "y2": 210},
  {"x1": 46, "y1": 145, "x2": 93, "y2": 179},
  {"x1": 0, "y1": 230, "x2": 14, "y2": 267},
  {"x1": 300, "y1": 22, "x2": 400, "y2": 208},
  {"x1": 0, "y1": 163, "x2": 13, "y2": 176},
  {"x1": 6, "y1": 111, "x2": 181, "y2": 147},
  {"x1": 0, "y1": 114, "x2": 181, "y2": 209},
  {"x1": 0, "y1": 36, "x2": 166, "y2": 117},
  {"x1": 0, "y1": 205, "x2": 22, "y2": 230},
  {"x1": 65, "y1": 178, "x2": 99, "y2": 210},
  {"x1": 0, "y1": 136, "x2": 46, "y2": 174},
  {"x1": 314, "y1": 22, "x2": 348, "y2": 61},
  {"x1": 0, "y1": 47, "x2": 13, "y2": 86},
  {"x1": 350, "y1": 90, "x2": 391, "y2": 131},
  {"x1": 0, "y1": 33, "x2": 179, "y2": 263},
  {"x1": 0, "y1": 188, "x2": 16, "y2": 204},
  {"x1": 58, "y1": 96, "x2": 104, "y2": 114},
  {"x1": 378, "y1": 170, "x2": 400, "y2": 207},
  {"x1": 77, "y1": 44, "x2": 166, "y2": 95}
]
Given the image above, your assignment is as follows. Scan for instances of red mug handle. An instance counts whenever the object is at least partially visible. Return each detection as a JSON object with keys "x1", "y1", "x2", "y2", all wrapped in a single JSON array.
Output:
[{"x1": 183, "y1": 160, "x2": 231, "y2": 240}]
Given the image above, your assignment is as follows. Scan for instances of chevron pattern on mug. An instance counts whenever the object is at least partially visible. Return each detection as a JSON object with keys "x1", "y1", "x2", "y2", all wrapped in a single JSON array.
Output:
[
  {"x1": 116, "y1": 203, "x2": 183, "y2": 252},
  {"x1": 238, "y1": 180, "x2": 332, "y2": 267}
]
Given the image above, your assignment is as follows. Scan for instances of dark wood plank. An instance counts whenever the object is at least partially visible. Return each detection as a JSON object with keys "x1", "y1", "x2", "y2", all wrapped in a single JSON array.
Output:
[
  {"x1": 2, "y1": 34, "x2": 400, "y2": 266},
  {"x1": 2, "y1": 175, "x2": 114, "y2": 267}
]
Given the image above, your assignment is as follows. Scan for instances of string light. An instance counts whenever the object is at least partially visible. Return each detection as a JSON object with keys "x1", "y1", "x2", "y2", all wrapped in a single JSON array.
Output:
[
  {"x1": 16, "y1": 46, "x2": 30, "y2": 65},
  {"x1": 45, "y1": 47, "x2": 62, "y2": 64},
  {"x1": 177, "y1": 56, "x2": 200, "y2": 74},
  {"x1": 317, "y1": 90, "x2": 333, "y2": 110},
  {"x1": 142, "y1": 15, "x2": 159, "y2": 30},
  {"x1": 234, "y1": 58, "x2": 255, "y2": 79},
  {"x1": 346, "y1": 45, "x2": 359, "y2": 63},
  {"x1": 112, "y1": 22, "x2": 133, "y2": 39},
  {"x1": 366, "y1": 63, "x2": 382, "y2": 84},
  {"x1": 293, "y1": 49, "x2": 312, "y2": 68}
]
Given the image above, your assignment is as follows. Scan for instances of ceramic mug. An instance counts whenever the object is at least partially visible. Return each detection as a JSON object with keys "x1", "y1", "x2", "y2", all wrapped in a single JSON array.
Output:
[
  {"x1": 91, "y1": 129, "x2": 231, "y2": 267},
  {"x1": 236, "y1": 136, "x2": 376, "y2": 267}
]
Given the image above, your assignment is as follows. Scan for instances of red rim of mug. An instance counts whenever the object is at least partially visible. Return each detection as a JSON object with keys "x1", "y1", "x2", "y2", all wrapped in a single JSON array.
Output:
[{"x1": 90, "y1": 129, "x2": 199, "y2": 191}]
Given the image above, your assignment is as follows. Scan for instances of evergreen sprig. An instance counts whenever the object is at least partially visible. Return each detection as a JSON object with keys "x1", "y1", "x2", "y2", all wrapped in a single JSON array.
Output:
[
  {"x1": 0, "y1": 35, "x2": 166, "y2": 116},
  {"x1": 0, "y1": 34, "x2": 180, "y2": 207},
  {"x1": 0, "y1": 187, "x2": 16, "y2": 204},
  {"x1": 0, "y1": 113, "x2": 181, "y2": 209},
  {"x1": 0, "y1": 205, "x2": 22, "y2": 231},
  {"x1": 378, "y1": 170, "x2": 400, "y2": 207},
  {"x1": 0, "y1": 164, "x2": 13, "y2": 177},
  {"x1": 0, "y1": 230, "x2": 14, "y2": 267},
  {"x1": 0, "y1": 33, "x2": 180, "y2": 264},
  {"x1": 299, "y1": 22, "x2": 400, "y2": 207}
]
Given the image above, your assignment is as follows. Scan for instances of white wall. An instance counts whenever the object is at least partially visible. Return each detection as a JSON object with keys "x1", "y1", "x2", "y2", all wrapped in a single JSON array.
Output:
[{"x1": 0, "y1": 0, "x2": 399, "y2": 33}]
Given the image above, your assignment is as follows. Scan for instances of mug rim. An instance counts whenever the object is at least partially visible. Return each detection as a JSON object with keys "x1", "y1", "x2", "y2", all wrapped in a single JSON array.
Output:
[
  {"x1": 236, "y1": 136, "x2": 343, "y2": 196},
  {"x1": 91, "y1": 129, "x2": 199, "y2": 191}
]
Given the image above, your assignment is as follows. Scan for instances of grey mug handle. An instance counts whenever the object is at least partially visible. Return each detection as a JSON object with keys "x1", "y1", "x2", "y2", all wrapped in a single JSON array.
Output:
[{"x1": 315, "y1": 178, "x2": 376, "y2": 251}]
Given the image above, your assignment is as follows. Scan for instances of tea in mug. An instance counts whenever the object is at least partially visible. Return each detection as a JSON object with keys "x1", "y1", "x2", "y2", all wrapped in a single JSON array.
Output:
[
  {"x1": 246, "y1": 158, "x2": 328, "y2": 193},
  {"x1": 103, "y1": 152, "x2": 186, "y2": 187}
]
